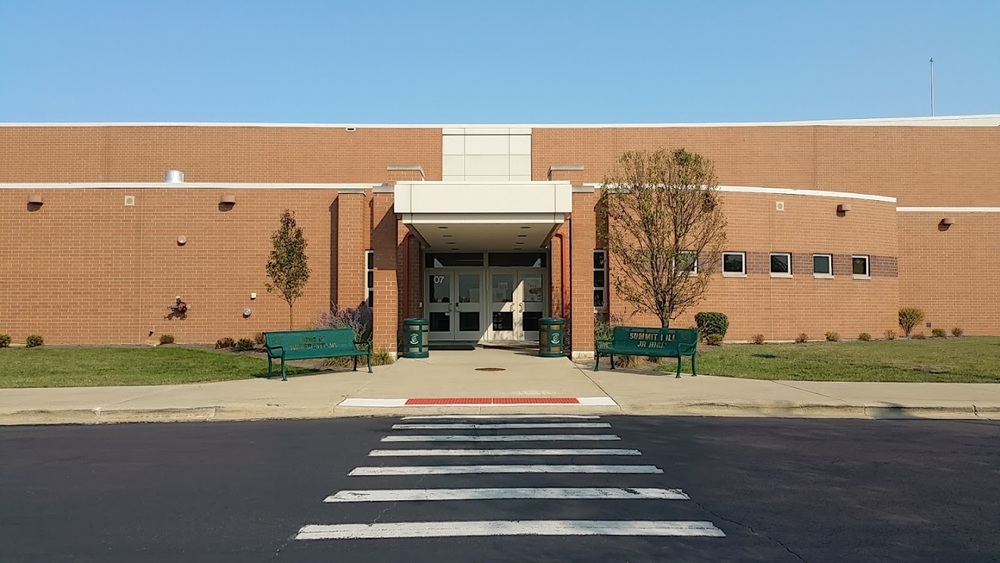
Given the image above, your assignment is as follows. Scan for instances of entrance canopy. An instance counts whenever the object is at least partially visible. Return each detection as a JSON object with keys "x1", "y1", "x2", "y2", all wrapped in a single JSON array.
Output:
[{"x1": 394, "y1": 181, "x2": 572, "y2": 251}]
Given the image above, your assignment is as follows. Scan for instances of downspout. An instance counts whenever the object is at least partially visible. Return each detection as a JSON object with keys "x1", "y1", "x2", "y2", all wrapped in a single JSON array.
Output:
[
  {"x1": 554, "y1": 226, "x2": 569, "y2": 319},
  {"x1": 401, "y1": 232, "x2": 414, "y2": 319}
]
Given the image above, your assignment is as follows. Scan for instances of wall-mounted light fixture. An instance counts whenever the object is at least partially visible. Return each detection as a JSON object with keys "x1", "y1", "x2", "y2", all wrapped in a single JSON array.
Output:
[
  {"x1": 837, "y1": 203, "x2": 852, "y2": 213},
  {"x1": 940, "y1": 217, "x2": 955, "y2": 226},
  {"x1": 386, "y1": 164, "x2": 425, "y2": 181},
  {"x1": 177, "y1": 236, "x2": 187, "y2": 246},
  {"x1": 547, "y1": 164, "x2": 585, "y2": 180},
  {"x1": 220, "y1": 194, "x2": 236, "y2": 205},
  {"x1": 27, "y1": 194, "x2": 44, "y2": 205}
]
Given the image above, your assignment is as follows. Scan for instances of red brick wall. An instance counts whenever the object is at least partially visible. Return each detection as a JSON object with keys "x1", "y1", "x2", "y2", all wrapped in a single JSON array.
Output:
[
  {"x1": 898, "y1": 213, "x2": 1000, "y2": 336},
  {"x1": 600, "y1": 191, "x2": 899, "y2": 342},
  {"x1": 1, "y1": 187, "x2": 343, "y2": 344},
  {"x1": 532, "y1": 126, "x2": 1000, "y2": 206},
  {"x1": 0, "y1": 126, "x2": 443, "y2": 183}
]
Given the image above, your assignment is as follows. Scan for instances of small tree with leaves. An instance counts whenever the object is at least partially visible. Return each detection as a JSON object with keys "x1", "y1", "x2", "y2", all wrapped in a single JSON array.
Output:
[
  {"x1": 265, "y1": 210, "x2": 311, "y2": 329},
  {"x1": 599, "y1": 148, "x2": 727, "y2": 328}
]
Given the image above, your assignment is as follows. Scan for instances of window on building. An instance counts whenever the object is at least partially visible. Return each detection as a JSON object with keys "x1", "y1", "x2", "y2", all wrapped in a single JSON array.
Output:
[
  {"x1": 676, "y1": 251, "x2": 698, "y2": 275},
  {"x1": 365, "y1": 250, "x2": 374, "y2": 308},
  {"x1": 813, "y1": 254, "x2": 833, "y2": 277},
  {"x1": 770, "y1": 253, "x2": 792, "y2": 276},
  {"x1": 594, "y1": 250, "x2": 607, "y2": 310},
  {"x1": 722, "y1": 252, "x2": 746, "y2": 276},
  {"x1": 852, "y1": 255, "x2": 870, "y2": 278}
]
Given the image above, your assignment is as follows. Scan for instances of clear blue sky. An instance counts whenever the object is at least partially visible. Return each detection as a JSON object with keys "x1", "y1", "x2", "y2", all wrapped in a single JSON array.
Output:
[{"x1": 1, "y1": 0, "x2": 996, "y2": 123}]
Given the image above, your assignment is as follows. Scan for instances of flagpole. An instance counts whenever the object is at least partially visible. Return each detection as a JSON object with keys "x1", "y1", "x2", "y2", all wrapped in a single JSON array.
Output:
[{"x1": 930, "y1": 58, "x2": 935, "y2": 117}]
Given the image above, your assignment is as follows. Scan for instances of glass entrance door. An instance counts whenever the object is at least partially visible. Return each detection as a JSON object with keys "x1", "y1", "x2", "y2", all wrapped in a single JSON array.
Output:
[
  {"x1": 426, "y1": 270, "x2": 483, "y2": 341},
  {"x1": 489, "y1": 270, "x2": 545, "y2": 341}
]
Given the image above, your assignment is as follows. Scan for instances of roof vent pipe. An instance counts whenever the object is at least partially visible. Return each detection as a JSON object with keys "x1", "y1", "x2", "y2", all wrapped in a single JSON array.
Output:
[{"x1": 164, "y1": 170, "x2": 185, "y2": 183}]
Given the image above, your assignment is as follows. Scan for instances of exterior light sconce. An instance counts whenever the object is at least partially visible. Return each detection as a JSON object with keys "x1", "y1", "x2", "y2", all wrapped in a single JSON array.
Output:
[
  {"x1": 28, "y1": 194, "x2": 44, "y2": 205},
  {"x1": 547, "y1": 164, "x2": 585, "y2": 180},
  {"x1": 219, "y1": 194, "x2": 236, "y2": 211},
  {"x1": 387, "y1": 164, "x2": 425, "y2": 181},
  {"x1": 177, "y1": 235, "x2": 187, "y2": 246},
  {"x1": 836, "y1": 203, "x2": 852, "y2": 214},
  {"x1": 940, "y1": 217, "x2": 955, "y2": 228}
]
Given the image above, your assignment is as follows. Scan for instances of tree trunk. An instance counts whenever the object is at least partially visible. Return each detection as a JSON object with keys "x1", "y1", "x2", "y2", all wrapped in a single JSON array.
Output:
[{"x1": 288, "y1": 303, "x2": 294, "y2": 330}]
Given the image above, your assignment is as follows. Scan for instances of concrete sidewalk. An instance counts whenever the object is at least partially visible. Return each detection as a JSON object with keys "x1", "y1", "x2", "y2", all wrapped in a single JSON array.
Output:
[{"x1": 2, "y1": 348, "x2": 999, "y2": 425}]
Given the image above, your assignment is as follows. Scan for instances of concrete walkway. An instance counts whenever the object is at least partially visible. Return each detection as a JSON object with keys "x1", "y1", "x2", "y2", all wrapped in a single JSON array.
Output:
[{"x1": 2, "y1": 348, "x2": 999, "y2": 424}]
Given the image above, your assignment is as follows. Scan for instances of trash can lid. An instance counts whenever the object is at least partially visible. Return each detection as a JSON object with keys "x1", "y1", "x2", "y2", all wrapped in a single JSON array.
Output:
[
  {"x1": 539, "y1": 317, "x2": 565, "y2": 325},
  {"x1": 403, "y1": 318, "x2": 429, "y2": 326}
]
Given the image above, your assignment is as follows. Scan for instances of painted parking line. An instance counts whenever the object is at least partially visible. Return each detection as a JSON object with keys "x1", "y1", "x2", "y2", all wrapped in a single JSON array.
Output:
[
  {"x1": 348, "y1": 464, "x2": 663, "y2": 476},
  {"x1": 296, "y1": 520, "x2": 725, "y2": 540},
  {"x1": 391, "y1": 422, "x2": 611, "y2": 430},
  {"x1": 324, "y1": 487, "x2": 689, "y2": 503},
  {"x1": 368, "y1": 448, "x2": 641, "y2": 457},
  {"x1": 381, "y1": 434, "x2": 621, "y2": 442}
]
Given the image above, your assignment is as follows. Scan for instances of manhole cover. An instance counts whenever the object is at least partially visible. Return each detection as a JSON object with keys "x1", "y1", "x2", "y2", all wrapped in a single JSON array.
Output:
[{"x1": 475, "y1": 367, "x2": 506, "y2": 372}]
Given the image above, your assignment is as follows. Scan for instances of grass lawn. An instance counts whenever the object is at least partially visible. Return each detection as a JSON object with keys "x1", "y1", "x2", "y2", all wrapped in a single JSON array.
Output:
[
  {"x1": 0, "y1": 346, "x2": 317, "y2": 388},
  {"x1": 656, "y1": 337, "x2": 1000, "y2": 383}
]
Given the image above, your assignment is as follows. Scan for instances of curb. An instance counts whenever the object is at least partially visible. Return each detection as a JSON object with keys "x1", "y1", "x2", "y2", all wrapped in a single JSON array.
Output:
[{"x1": 2, "y1": 402, "x2": 998, "y2": 425}]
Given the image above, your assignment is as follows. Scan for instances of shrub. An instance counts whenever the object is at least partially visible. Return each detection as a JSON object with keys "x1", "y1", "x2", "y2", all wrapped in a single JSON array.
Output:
[
  {"x1": 158, "y1": 334, "x2": 174, "y2": 345},
  {"x1": 931, "y1": 328, "x2": 946, "y2": 338},
  {"x1": 898, "y1": 308, "x2": 925, "y2": 337},
  {"x1": 912, "y1": 332, "x2": 927, "y2": 340},
  {"x1": 751, "y1": 334, "x2": 765, "y2": 345},
  {"x1": 0, "y1": 334, "x2": 10, "y2": 348},
  {"x1": 371, "y1": 347, "x2": 395, "y2": 366},
  {"x1": 695, "y1": 312, "x2": 729, "y2": 340},
  {"x1": 858, "y1": 332, "x2": 872, "y2": 342},
  {"x1": 825, "y1": 331, "x2": 840, "y2": 342},
  {"x1": 26, "y1": 334, "x2": 44, "y2": 348},
  {"x1": 216, "y1": 337, "x2": 236, "y2": 349},
  {"x1": 614, "y1": 354, "x2": 639, "y2": 369},
  {"x1": 704, "y1": 333, "x2": 724, "y2": 346},
  {"x1": 884, "y1": 329, "x2": 897, "y2": 340},
  {"x1": 317, "y1": 303, "x2": 373, "y2": 343},
  {"x1": 235, "y1": 338, "x2": 255, "y2": 351},
  {"x1": 951, "y1": 327, "x2": 964, "y2": 337},
  {"x1": 253, "y1": 332, "x2": 266, "y2": 346},
  {"x1": 795, "y1": 333, "x2": 809, "y2": 344}
]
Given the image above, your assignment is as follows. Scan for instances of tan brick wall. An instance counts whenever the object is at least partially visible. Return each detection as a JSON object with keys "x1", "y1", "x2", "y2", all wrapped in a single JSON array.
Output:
[
  {"x1": 533, "y1": 126, "x2": 1000, "y2": 206},
  {"x1": 899, "y1": 213, "x2": 1000, "y2": 336}
]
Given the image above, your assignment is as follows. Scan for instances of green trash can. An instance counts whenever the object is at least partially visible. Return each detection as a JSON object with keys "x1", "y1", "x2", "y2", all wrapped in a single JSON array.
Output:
[
  {"x1": 402, "y1": 318, "x2": 429, "y2": 358},
  {"x1": 538, "y1": 317, "x2": 565, "y2": 358}
]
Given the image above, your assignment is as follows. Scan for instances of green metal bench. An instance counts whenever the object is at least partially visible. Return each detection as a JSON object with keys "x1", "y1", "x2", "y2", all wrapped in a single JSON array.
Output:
[
  {"x1": 264, "y1": 328, "x2": 371, "y2": 381},
  {"x1": 595, "y1": 326, "x2": 698, "y2": 377}
]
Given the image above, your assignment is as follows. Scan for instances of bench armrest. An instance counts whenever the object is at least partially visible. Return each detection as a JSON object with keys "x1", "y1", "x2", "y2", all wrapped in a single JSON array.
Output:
[
  {"x1": 264, "y1": 344, "x2": 284, "y2": 357},
  {"x1": 355, "y1": 339, "x2": 372, "y2": 351}
]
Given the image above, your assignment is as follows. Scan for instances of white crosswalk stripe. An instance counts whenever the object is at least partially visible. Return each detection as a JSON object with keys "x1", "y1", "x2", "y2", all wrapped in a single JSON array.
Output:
[
  {"x1": 295, "y1": 415, "x2": 726, "y2": 541},
  {"x1": 325, "y1": 487, "x2": 689, "y2": 502},
  {"x1": 382, "y1": 434, "x2": 621, "y2": 442},
  {"x1": 348, "y1": 464, "x2": 664, "y2": 476},
  {"x1": 296, "y1": 520, "x2": 725, "y2": 540},
  {"x1": 368, "y1": 448, "x2": 642, "y2": 457},
  {"x1": 392, "y1": 422, "x2": 612, "y2": 430}
]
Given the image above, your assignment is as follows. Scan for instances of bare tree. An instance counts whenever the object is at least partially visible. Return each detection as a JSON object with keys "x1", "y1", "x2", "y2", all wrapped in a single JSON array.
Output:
[
  {"x1": 265, "y1": 210, "x2": 311, "y2": 329},
  {"x1": 599, "y1": 148, "x2": 727, "y2": 328}
]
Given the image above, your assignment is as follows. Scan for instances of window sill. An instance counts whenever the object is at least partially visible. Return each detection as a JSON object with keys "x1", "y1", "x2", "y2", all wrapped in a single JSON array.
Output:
[
  {"x1": 722, "y1": 273, "x2": 747, "y2": 278},
  {"x1": 813, "y1": 274, "x2": 834, "y2": 279},
  {"x1": 770, "y1": 273, "x2": 793, "y2": 278},
  {"x1": 853, "y1": 275, "x2": 871, "y2": 280}
]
